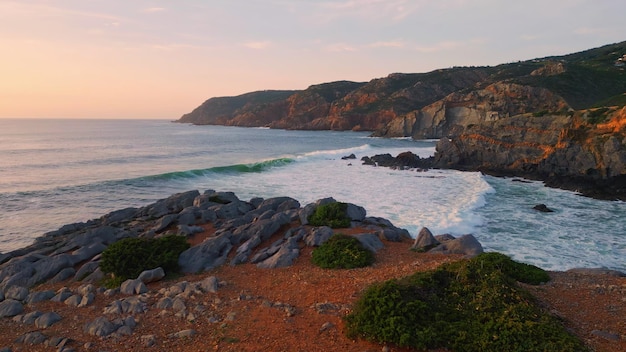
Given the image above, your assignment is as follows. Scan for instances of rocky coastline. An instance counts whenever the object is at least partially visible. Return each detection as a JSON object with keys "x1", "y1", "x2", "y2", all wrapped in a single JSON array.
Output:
[{"x1": 0, "y1": 190, "x2": 624, "y2": 351}]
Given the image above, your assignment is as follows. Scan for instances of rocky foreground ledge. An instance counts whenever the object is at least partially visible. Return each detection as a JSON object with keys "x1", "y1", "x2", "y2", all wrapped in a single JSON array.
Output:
[{"x1": 0, "y1": 190, "x2": 492, "y2": 351}]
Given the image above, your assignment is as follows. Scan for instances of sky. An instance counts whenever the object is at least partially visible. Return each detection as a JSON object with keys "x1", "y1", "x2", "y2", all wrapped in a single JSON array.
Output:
[{"x1": 1, "y1": 0, "x2": 625, "y2": 119}]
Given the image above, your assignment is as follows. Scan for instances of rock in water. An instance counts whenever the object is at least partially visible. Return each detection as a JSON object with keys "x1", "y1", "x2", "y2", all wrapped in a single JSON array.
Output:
[{"x1": 533, "y1": 204, "x2": 554, "y2": 212}]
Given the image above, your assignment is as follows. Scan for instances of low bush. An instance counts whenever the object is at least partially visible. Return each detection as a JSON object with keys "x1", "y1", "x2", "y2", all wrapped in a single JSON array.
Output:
[
  {"x1": 100, "y1": 235, "x2": 190, "y2": 281},
  {"x1": 311, "y1": 234, "x2": 374, "y2": 269},
  {"x1": 345, "y1": 252, "x2": 586, "y2": 352},
  {"x1": 308, "y1": 202, "x2": 351, "y2": 228}
]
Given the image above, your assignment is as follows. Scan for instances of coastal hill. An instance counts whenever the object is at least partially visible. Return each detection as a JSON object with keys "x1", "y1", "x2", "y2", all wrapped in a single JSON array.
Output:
[
  {"x1": 177, "y1": 41, "x2": 626, "y2": 136},
  {"x1": 178, "y1": 41, "x2": 626, "y2": 199}
]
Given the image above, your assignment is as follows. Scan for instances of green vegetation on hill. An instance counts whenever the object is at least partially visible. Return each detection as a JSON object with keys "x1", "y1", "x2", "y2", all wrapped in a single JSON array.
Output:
[{"x1": 345, "y1": 252, "x2": 586, "y2": 352}]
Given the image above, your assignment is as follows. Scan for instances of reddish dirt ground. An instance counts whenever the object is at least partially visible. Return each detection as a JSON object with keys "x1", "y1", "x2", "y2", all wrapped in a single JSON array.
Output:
[{"x1": 0, "y1": 227, "x2": 624, "y2": 352}]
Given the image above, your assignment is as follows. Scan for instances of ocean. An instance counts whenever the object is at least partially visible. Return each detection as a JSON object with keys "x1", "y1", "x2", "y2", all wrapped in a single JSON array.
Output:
[{"x1": 0, "y1": 118, "x2": 624, "y2": 272}]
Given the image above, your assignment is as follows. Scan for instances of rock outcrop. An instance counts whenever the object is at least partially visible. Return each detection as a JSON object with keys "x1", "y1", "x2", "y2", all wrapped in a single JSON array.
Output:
[
  {"x1": 432, "y1": 106, "x2": 626, "y2": 200},
  {"x1": 373, "y1": 82, "x2": 569, "y2": 139}
]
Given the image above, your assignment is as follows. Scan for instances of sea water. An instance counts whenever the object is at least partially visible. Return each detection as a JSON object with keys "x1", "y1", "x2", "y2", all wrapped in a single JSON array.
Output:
[{"x1": 0, "y1": 119, "x2": 624, "y2": 272}]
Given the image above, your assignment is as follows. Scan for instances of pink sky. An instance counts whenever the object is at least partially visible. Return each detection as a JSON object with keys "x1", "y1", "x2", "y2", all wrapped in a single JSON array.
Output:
[{"x1": 1, "y1": 0, "x2": 624, "y2": 119}]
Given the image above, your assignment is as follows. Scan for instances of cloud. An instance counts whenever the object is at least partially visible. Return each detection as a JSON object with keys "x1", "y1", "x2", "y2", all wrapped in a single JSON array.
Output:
[
  {"x1": 367, "y1": 40, "x2": 405, "y2": 48},
  {"x1": 573, "y1": 27, "x2": 605, "y2": 35},
  {"x1": 143, "y1": 7, "x2": 166, "y2": 13},
  {"x1": 414, "y1": 41, "x2": 463, "y2": 53},
  {"x1": 315, "y1": 0, "x2": 422, "y2": 23},
  {"x1": 325, "y1": 42, "x2": 358, "y2": 52},
  {"x1": 244, "y1": 41, "x2": 272, "y2": 49}
]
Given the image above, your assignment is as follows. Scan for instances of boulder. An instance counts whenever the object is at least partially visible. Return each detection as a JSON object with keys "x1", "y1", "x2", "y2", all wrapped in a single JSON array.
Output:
[
  {"x1": 138, "y1": 267, "x2": 165, "y2": 284},
  {"x1": 28, "y1": 254, "x2": 73, "y2": 286},
  {"x1": 178, "y1": 235, "x2": 233, "y2": 273},
  {"x1": 345, "y1": 203, "x2": 366, "y2": 221},
  {"x1": 84, "y1": 316, "x2": 118, "y2": 337},
  {"x1": 257, "y1": 238, "x2": 300, "y2": 269},
  {"x1": 304, "y1": 226, "x2": 334, "y2": 247},
  {"x1": 429, "y1": 234, "x2": 484, "y2": 258},
  {"x1": 15, "y1": 331, "x2": 47, "y2": 345},
  {"x1": 411, "y1": 227, "x2": 440, "y2": 250},
  {"x1": 34, "y1": 312, "x2": 62, "y2": 328},
  {"x1": 197, "y1": 276, "x2": 219, "y2": 293},
  {"x1": 351, "y1": 233, "x2": 384, "y2": 252},
  {"x1": 0, "y1": 299, "x2": 23, "y2": 317},
  {"x1": 49, "y1": 267, "x2": 76, "y2": 284},
  {"x1": 5, "y1": 286, "x2": 29, "y2": 301},
  {"x1": 74, "y1": 261, "x2": 100, "y2": 282},
  {"x1": 26, "y1": 290, "x2": 55, "y2": 304},
  {"x1": 14, "y1": 310, "x2": 42, "y2": 325},
  {"x1": 120, "y1": 279, "x2": 148, "y2": 295}
]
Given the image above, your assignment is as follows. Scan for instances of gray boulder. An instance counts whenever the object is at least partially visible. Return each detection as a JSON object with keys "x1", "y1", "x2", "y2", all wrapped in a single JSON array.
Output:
[
  {"x1": 178, "y1": 235, "x2": 233, "y2": 273},
  {"x1": 28, "y1": 254, "x2": 73, "y2": 286},
  {"x1": 120, "y1": 279, "x2": 148, "y2": 295},
  {"x1": 429, "y1": 234, "x2": 484, "y2": 257},
  {"x1": 49, "y1": 267, "x2": 76, "y2": 284},
  {"x1": 197, "y1": 276, "x2": 219, "y2": 293},
  {"x1": 345, "y1": 203, "x2": 367, "y2": 221},
  {"x1": 74, "y1": 261, "x2": 100, "y2": 282},
  {"x1": 256, "y1": 197, "x2": 300, "y2": 213},
  {"x1": 26, "y1": 290, "x2": 55, "y2": 304},
  {"x1": 411, "y1": 227, "x2": 440, "y2": 250},
  {"x1": 15, "y1": 331, "x2": 47, "y2": 345},
  {"x1": 257, "y1": 237, "x2": 300, "y2": 269},
  {"x1": 5, "y1": 286, "x2": 29, "y2": 301},
  {"x1": 377, "y1": 227, "x2": 411, "y2": 242},
  {"x1": 84, "y1": 316, "x2": 117, "y2": 337},
  {"x1": 138, "y1": 267, "x2": 165, "y2": 284},
  {"x1": 70, "y1": 242, "x2": 107, "y2": 264},
  {"x1": 13, "y1": 310, "x2": 42, "y2": 325},
  {"x1": 64, "y1": 294, "x2": 82, "y2": 307},
  {"x1": 352, "y1": 233, "x2": 384, "y2": 252},
  {"x1": 304, "y1": 226, "x2": 333, "y2": 247},
  {"x1": 34, "y1": 312, "x2": 62, "y2": 328},
  {"x1": 0, "y1": 299, "x2": 23, "y2": 317},
  {"x1": 177, "y1": 225, "x2": 204, "y2": 237},
  {"x1": 152, "y1": 214, "x2": 177, "y2": 233}
]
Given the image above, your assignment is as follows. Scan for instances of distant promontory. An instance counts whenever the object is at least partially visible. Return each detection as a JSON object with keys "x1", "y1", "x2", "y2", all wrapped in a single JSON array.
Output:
[{"x1": 177, "y1": 41, "x2": 626, "y2": 199}]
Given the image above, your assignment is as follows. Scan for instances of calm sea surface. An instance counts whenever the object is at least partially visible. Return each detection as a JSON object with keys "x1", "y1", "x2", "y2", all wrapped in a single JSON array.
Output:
[{"x1": 0, "y1": 119, "x2": 624, "y2": 271}]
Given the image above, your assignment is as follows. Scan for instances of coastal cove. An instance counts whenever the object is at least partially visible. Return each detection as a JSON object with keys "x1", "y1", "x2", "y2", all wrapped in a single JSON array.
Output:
[{"x1": 0, "y1": 119, "x2": 624, "y2": 272}]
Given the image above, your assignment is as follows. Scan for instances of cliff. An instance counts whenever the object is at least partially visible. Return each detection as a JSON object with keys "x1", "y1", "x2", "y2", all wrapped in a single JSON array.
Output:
[
  {"x1": 177, "y1": 41, "x2": 626, "y2": 134},
  {"x1": 432, "y1": 106, "x2": 626, "y2": 200}
]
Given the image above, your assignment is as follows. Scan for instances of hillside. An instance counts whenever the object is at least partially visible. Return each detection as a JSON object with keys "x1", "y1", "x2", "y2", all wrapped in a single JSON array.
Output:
[{"x1": 177, "y1": 41, "x2": 626, "y2": 135}]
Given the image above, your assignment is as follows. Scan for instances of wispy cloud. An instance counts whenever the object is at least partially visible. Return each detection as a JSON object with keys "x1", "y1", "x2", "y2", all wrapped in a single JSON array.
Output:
[
  {"x1": 573, "y1": 27, "x2": 605, "y2": 35},
  {"x1": 325, "y1": 42, "x2": 358, "y2": 52},
  {"x1": 314, "y1": 0, "x2": 422, "y2": 23},
  {"x1": 414, "y1": 41, "x2": 463, "y2": 53},
  {"x1": 244, "y1": 41, "x2": 272, "y2": 49},
  {"x1": 367, "y1": 40, "x2": 405, "y2": 48},
  {"x1": 143, "y1": 7, "x2": 166, "y2": 13}
]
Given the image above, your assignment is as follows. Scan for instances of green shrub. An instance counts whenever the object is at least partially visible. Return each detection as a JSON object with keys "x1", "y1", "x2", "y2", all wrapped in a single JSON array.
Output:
[
  {"x1": 311, "y1": 234, "x2": 374, "y2": 269},
  {"x1": 345, "y1": 253, "x2": 586, "y2": 352},
  {"x1": 308, "y1": 202, "x2": 351, "y2": 228},
  {"x1": 100, "y1": 235, "x2": 190, "y2": 281}
]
